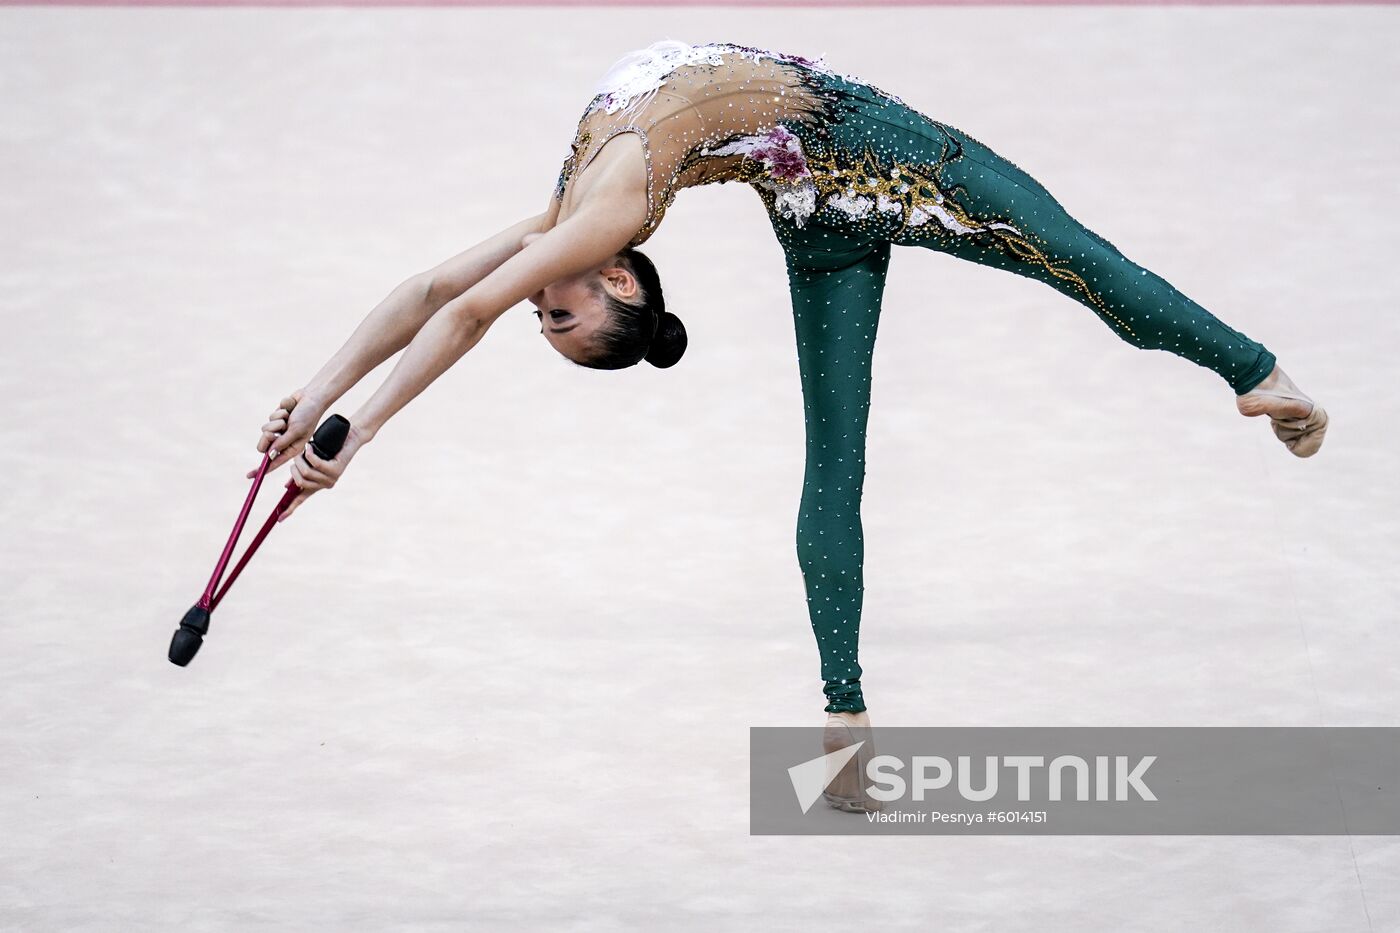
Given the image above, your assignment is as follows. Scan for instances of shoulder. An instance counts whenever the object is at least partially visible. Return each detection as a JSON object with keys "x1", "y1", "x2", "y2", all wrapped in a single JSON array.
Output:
[
  {"x1": 583, "y1": 149, "x2": 649, "y2": 228},
  {"x1": 569, "y1": 131, "x2": 649, "y2": 209}
]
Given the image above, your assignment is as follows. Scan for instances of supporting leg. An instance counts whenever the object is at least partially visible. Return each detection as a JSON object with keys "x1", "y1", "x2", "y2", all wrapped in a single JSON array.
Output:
[{"x1": 785, "y1": 239, "x2": 892, "y2": 713}]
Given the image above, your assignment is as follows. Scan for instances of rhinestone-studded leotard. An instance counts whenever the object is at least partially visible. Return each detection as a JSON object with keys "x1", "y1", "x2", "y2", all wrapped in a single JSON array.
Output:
[
  {"x1": 553, "y1": 41, "x2": 925, "y2": 249},
  {"x1": 556, "y1": 41, "x2": 1279, "y2": 715}
]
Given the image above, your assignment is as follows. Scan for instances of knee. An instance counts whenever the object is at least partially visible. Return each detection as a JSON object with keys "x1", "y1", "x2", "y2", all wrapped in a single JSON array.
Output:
[
  {"x1": 800, "y1": 460, "x2": 867, "y2": 514},
  {"x1": 1060, "y1": 237, "x2": 1170, "y2": 351},
  {"x1": 796, "y1": 476, "x2": 865, "y2": 558},
  {"x1": 1113, "y1": 311, "x2": 1160, "y2": 351},
  {"x1": 795, "y1": 518, "x2": 860, "y2": 579}
]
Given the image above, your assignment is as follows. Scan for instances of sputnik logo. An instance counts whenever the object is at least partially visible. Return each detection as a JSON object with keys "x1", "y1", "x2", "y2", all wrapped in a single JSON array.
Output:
[{"x1": 787, "y1": 741, "x2": 864, "y2": 814}]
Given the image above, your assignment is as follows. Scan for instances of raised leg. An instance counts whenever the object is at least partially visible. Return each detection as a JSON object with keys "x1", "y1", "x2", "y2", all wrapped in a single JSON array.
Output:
[{"x1": 902, "y1": 124, "x2": 1278, "y2": 395}]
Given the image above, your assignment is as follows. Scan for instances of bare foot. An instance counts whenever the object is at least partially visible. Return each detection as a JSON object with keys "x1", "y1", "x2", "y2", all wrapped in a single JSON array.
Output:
[
  {"x1": 1235, "y1": 364, "x2": 1328, "y2": 457},
  {"x1": 822, "y1": 710, "x2": 880, "y2": 813}
]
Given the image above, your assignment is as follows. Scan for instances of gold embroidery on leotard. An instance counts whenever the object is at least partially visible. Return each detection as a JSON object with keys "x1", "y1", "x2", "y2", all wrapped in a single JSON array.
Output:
[
  {"x1": 553, "y1": 130, "x2": 592, "y2": 201},
  {"x1": 553, "y1": 42, "x2": 1134, "y2": 339},
  {"x1": 797, "y1": 140, "x2": 1136, "y2": 340}
]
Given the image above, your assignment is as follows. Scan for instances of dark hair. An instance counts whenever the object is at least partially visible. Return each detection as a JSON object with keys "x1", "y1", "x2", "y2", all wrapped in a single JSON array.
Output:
[{"x1": 580, "y1": 248, "x2": 686, "y2": 370}]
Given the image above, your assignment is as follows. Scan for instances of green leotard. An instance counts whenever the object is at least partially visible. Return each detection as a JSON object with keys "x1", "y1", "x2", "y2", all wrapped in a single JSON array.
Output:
[
  {"x1": 559, "y1": 42, "x2": 1278, "y2": 713},
  {"x1": 758, "y1": 68, "x2": 1274, "y2": 712}
]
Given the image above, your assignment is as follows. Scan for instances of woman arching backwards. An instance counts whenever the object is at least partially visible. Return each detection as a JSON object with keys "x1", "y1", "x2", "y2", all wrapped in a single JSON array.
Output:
[{"x1": 254, "y1": 40, "x2": 1328, "y2": 813}]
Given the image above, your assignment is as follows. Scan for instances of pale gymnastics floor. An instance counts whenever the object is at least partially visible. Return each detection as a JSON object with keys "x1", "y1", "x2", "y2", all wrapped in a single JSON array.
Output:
[{"x1": 1, "y1": 6, "x2": 1397, "y2": 931}]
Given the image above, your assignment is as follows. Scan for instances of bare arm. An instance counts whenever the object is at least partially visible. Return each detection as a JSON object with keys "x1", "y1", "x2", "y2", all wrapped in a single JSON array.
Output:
[
  {"x1": 267, "y1": 173, "x2": 644, "y2": 522},
  {"x1": 351, "y1": 197, "x2": 646, "y2": 441},
  {"x1": 256, "y1": 208, "x2": 550, "y2": 474},
  {"x1": 299, "y1": 210, "x2": 549, "y2": 408}
]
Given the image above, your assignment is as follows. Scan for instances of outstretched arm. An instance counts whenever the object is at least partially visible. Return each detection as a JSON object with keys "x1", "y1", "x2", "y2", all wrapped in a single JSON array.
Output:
[
  {"x1": 256, "y1": 208, "x2": 550, "y2": 475},
  {"x1": 305, "y1": 211, "x2": 550, "y2": 404},
  {"x1": 277, "y1": 194, "x2": 646, "y2": 520},
  {"x1": 352, "y1": 198, "x2": 645, "y2": 440}
]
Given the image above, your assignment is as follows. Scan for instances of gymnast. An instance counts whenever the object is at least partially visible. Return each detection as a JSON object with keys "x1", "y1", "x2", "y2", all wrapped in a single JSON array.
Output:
[{"x1": 251, "y1": 40, "x2": 1328, "y2": 812}]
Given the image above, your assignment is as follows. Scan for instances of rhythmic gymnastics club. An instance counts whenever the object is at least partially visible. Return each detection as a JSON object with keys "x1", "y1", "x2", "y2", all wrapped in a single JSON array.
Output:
[{"x1": 167, "y1": 414, "x2": 351, "y2": 667}]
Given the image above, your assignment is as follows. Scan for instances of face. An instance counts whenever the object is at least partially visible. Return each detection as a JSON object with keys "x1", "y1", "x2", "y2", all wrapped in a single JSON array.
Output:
[{"x1": 521, "y1": 232, "x2": 639, "y2": 363}]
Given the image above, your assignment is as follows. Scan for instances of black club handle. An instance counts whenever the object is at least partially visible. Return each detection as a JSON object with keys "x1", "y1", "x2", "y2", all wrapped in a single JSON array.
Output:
[{"x1": 309, "y1": 414, "x2": 351, "y2": 460}]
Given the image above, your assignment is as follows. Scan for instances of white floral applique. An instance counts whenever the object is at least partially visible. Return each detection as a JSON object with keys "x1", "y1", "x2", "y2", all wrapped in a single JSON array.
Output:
[
  {"x1": 589, "y1": 39, "x2": 908, "y2": 120},
  {"x1": 591, "y1": 40, "x2": 728, "y2": 117},
  {"x1": 825, "y1": 186, "x2": 908, "y2": 221},
  {"x1": 700, "y1": 124, "x2": 820, "y2": 228},
  {"x1": 825, "y1": 192, "x2": 873, "y2": 220},
  {"x1": 903, "y1": 188, "x2": 1022, "y2": 237}
]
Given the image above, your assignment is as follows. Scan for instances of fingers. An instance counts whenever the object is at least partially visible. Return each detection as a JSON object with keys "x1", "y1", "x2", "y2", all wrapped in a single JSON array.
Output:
[
  {"x1": 246, "y1": 444, "x2": 301, "y2": 478},
  {"x1": 278, "y1": 444, "x2": 340, "y2": 522},
  {"x1": 278, "y1": 462, "x2": 324, "y2": 523},
  {"x1": 257, "y1": 411, "x2": 289, "y2": 453},
  {"x1": 249, "y1": 390, "x2": 320, "y2": 478},
  {"x1": 253, "y1": 389, "x2": 307, "y2": 455},
  {"x1": 255, "y1": 398, "x2": 296, "y2": 452},
  {"x1": 266, "y1": 440, "x2": 306, "y2": 474},
  {"x1": 249, "y1": 444, "x2": 297, "y2": 479},
  {"x1": 278, "y1": 486, "x2": 313, "y2": 522},
  {"x1": 290, "y1": 446, "x2": 338, "y2": 491},
  {"x1": 268, "y1": 415, "x2": 317, "y2": 471},
  {"x1": 247, "y1": 427, "x2": 297, "y2": 478},
  {"x1": 300, "y1": 443, "x2": 333, "y2": 474}
]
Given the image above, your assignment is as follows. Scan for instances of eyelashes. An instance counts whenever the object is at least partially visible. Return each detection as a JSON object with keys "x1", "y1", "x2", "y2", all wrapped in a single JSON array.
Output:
[{"x1": 533, "y1": 308, "x2": 573, "y2": 334}]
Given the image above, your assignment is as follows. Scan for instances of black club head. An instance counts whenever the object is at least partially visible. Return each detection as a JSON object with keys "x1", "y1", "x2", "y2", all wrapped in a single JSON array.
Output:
[{"x1": 169, "y1": 605, "x2": 210, "y2": 666}]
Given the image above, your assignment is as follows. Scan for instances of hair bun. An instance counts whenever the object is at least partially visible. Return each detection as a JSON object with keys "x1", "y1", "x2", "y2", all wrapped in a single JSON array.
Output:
[{"x1": 645, "y1": 310, "x2": 687, "y2": 369}]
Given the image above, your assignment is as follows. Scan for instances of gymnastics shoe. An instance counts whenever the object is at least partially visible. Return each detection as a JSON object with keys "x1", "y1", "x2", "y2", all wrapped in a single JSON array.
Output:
[
  {"x1": 1236, "y1": 366, "x2": 1328, "y2": 458},
  {"x1": 822, "y1": 711, "x2": 881, "y2": 813}
]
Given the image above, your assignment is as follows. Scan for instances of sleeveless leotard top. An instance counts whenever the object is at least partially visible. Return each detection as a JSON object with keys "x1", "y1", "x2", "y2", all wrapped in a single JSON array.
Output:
[{"x1": 553, "y1": 41, "x2": 872, "y2": 249}]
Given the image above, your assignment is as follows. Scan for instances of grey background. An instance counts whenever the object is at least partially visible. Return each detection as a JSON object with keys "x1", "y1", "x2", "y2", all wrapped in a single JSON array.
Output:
[{"x1": 2, "y1": 6, "x2": 1397, "y2": 931}]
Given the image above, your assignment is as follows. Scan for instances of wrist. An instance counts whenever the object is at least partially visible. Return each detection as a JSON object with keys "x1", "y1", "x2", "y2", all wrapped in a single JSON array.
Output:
[
  {"x1": 298, "y1": 384, "x2": 334, "y2": 412},
  {"x1": 347, "y1": 419, "x2": 377, "y2": 446}
]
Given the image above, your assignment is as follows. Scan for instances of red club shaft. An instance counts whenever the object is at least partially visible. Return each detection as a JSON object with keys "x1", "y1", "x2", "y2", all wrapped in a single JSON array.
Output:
[
  {"x1": 210, "y1": 480, "x2": 299, "y2": 611},
  {"x1": 198, "y1": 452, "x2": 274, "y2": 609}
]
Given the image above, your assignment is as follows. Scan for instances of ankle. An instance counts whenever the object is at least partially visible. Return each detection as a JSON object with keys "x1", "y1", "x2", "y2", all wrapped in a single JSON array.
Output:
[
  {"x1": 827, "y1": 710, "x2": 871, "y2": 728},
  {"x1": 1248, "y1": 365, "x2": 1283, "y2": 393},
  {"x1": 1237, "y1": 364, "x2": 1312, "y2": 417}
]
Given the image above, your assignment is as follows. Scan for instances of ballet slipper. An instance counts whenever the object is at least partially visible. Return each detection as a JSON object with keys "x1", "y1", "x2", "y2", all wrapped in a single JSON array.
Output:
[
  {"x1": 1268, "y1": 399, "x2": 1329, "y2": 458},
  {"x1": 1238, "y1": 385, "x2": 1329, "y2": 458},
  {"x1": 1236, "y1": 363, "x2": 1328, "y2": 458},
  {"x1": 822, "y1": 711, "x2": 881, "y2": 813}
]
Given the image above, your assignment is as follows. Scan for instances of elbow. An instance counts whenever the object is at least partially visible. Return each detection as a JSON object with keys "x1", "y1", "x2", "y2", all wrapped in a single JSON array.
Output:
[
  {"x1": 443, "y1": 297, "x2": 491, "y2": 342},
  {"x1": 402, "y1": 271, "x2": 441, "y2": 308},
  {"x1": 411, "y1": 270, "x2": 470, "y2": 312}
]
